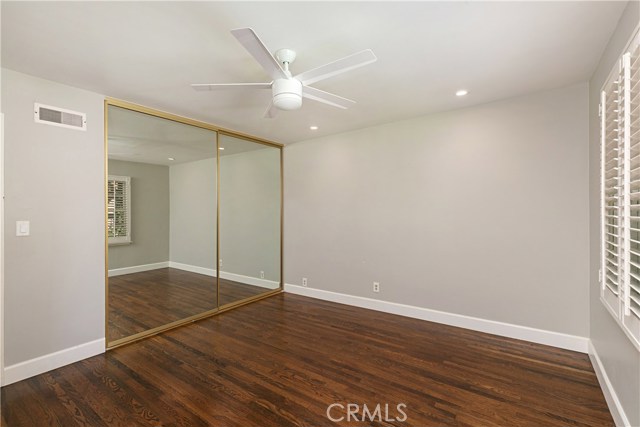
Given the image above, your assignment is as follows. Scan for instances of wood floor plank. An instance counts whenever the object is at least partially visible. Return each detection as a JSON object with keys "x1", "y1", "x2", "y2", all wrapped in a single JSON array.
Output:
[
  {"x1": 108, "y1": 268, "x2": 271, "y2": 341},
  {"x1": 2, "y1": 293, "x2": 613, "y2": 426}
]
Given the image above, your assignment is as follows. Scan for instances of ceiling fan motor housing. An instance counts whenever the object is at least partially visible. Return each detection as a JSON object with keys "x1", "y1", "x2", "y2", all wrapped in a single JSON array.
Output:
[{"x1": 273, "y1": 78, "x2": 302, "y2": 110}]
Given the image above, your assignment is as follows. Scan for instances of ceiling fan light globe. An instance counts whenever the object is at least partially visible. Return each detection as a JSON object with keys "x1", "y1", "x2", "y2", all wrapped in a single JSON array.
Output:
[
  {"x1": 272, "y1": 78, "x2": 303, "y2": 110},
  {"x1": 273, "y1": 93, "x2": 302, "y2": 110}
]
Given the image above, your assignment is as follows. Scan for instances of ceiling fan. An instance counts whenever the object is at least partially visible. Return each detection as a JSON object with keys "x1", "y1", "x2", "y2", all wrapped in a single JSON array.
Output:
[{"x1": 191, "y1": 28, "x2": 377, "y2": 118}]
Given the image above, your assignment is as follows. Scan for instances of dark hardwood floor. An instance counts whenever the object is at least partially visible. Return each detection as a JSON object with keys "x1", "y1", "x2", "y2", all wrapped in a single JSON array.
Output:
[
  {"x1": 3, "y1": 293, "x2": 613, "y2": 426},
  {"x1": 108, "y1": 268, "x2": 273, "y2": 341}
]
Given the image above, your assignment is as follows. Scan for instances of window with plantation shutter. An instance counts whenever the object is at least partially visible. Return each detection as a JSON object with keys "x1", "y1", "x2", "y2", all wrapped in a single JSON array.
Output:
[
  {"x1": 600, "y1": 26, "x2": 640, "y2": 350},
  {"x1": 107, "y1": 175, "x2": 131, "y2": 245}
]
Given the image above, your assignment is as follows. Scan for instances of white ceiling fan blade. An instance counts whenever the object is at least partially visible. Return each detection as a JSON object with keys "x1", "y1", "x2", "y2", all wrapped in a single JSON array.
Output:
[
  {"x1": 302, "y1": 86, "x2": 355, "y2": 109},
  {"x1": 191, "y1": 83, "x2": 272, "y2": 91},
  {"x1": 230, "y1": 28, "x2": 287, "y2": 81},
  {"x1": 294, "y1": 49, "x2": 377, "y2": 86},
  {"x1": 264, "y1": 100, "x2": 279, "y2": 119}
]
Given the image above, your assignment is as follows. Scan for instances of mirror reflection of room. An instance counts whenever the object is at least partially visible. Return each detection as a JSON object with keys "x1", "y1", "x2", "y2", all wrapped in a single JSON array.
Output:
[
  {"x1": 106, "y1": 106, "x2": 283, "y2": 345},
  {"x1": 107, "y1": 105, "x2": 218, "y2": 343},
  {"x1": 218, "y1": 134, "x2": 281, "y2": 307}
]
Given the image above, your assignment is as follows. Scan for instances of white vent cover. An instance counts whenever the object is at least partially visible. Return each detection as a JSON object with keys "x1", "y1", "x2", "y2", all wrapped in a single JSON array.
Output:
[{"x1": 34, "y1": 103, "x2": 86, "y2": 131}]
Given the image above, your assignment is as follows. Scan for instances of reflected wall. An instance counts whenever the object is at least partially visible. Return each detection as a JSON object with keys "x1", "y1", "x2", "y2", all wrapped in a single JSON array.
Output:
[{"x1": 219, "y1": 134, "x2": 282, "y2": 307}]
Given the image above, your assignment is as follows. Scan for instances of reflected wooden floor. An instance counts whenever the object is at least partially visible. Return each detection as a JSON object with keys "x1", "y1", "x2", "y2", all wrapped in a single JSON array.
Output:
[
  {"x1": 108, "y1": 267, "x2": 270, "y2": 341},
  {"x1": 2, "y1": 293, "x2": 613, "y2": 427}
]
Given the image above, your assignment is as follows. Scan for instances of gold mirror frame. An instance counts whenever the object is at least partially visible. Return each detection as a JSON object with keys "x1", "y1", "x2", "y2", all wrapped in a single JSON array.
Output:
[{"x1": 104, "y1": 98, "x2": 284, "y2": 349}]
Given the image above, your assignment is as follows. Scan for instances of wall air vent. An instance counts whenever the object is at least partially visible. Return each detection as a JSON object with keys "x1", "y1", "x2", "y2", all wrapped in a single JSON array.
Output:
[{"x1": 34, "y1": 103, "x2": 86, "y2": 131}]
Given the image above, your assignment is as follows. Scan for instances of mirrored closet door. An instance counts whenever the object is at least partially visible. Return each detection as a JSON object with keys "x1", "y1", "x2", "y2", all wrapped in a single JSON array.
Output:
[
  {"x1": 105, "y1": 101, "x2": 283, "y2": 348},
  {"x1": 106, "y1": 103, "x2": 219, "y2": 346}
]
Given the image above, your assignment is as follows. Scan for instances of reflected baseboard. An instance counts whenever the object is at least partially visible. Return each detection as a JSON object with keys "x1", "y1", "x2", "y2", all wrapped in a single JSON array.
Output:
[
  {"x1": 168, "y1": 261, "x2": 216, "y2": 277},
  {"x1": 108, "y1": 262, "x2": 169, "y2": 277},
  {"x1": 168, "y1": 262, "x2": 278, "y2": 289},
  {"x1": 108, "y1": 261, "x2": 279, "y2": 289},
  {"x1": 219, "y1": 271, "x2": 279, "y2": 289}
]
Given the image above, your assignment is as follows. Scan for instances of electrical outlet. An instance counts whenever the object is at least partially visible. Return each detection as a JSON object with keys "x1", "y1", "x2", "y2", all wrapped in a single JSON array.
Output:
[
  {"x1": 260, "y1": 271, "x2": 265, "y2": 279},
  {"x1": 302, "y1": 277, "x2": 308, "y2": 287},
  {"x1": 373, "y1": 282, "x2": 380, "y2": 293},
  {"x1": 219, "y1": 259, "x2": 223, "y2": 268}
]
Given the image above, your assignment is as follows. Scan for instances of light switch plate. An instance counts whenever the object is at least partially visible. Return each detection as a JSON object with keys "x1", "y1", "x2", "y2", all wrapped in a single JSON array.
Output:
[{"x1": 16, "y1": 221, "x2": 30, "y2": 237}]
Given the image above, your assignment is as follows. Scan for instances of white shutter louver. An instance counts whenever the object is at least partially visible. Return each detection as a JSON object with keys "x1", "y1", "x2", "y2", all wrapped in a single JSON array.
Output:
[
  {"x1": 627, "y1": 40, "x2": 640, "y2": 320},
  {"x1": 602, "y1": 81, "x2": 622, "y2": 297},
  {"x1": 601, "y1": 27, "x2": 640, "y2": 350},
  {"x1": 107, "y1": 175, "x2": 131, "y2": 245}
]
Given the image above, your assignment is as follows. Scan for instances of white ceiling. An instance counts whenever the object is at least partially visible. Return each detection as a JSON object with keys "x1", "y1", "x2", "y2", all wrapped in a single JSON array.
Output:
[{"x1": 1, "y1": 1, "x2": 628, "y2": 144}]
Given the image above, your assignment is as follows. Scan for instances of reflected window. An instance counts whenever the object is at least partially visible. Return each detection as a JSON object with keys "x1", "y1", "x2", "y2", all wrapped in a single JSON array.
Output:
[{"x1": 107, "y1": 175, "x2": 131, "y2": 245}]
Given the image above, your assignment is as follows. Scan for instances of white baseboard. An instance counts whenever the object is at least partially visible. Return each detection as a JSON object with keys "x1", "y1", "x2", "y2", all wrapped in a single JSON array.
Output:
[
  {"x1": 284, "y1": 284, "x2": 589, "y2": 353},
  {"x1": 168, "y1": 261, "x2": 216, "y2": 277},
  {"x1": 2, "y1": 338, "x2": 105, "y2": 386},
  {"x1": 108, "y1": 261, "x2": 169, "y2": 277},
  {"x1": 588, "y1": 341, "x2": 630, "y2": 427},
  {"x1": 220, "y1": 271, "x2": 280, "y2": 289}
]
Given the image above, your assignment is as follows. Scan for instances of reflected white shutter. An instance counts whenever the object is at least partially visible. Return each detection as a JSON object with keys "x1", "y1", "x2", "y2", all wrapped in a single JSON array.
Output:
[{"x1": 107, "y1": 175, "x2": 131, "y2": 244}]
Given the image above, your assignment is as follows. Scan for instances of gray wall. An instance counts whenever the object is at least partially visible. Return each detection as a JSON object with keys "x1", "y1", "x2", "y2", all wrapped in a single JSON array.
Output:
[
  {"x1": 285, "y1": 83, "x2": 590, "y2": 337},
  {"x1": 589, "y1": 1, "x2": 640, "y2": 425},
  {"x1": 107, "y1": 159, "x2": 170, "y2": 270},
  {"x1": 169, "y1": 157, "x2": 217, "y2": 269},
  {"x1": 220, "y1": 147, "x2": 281, "y2": 281},
  {"x1": 2, "y1": 69, "x2": 105, "y2": 366}
]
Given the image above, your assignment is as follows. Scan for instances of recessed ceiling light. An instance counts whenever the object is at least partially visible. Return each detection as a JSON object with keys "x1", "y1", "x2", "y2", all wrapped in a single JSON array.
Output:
[
  {"x1": 310, "y1": 126, "x2": 318, "y2": 130},
  {"x1": 168, "y1": 157, "x2": 175, "y2": 161},
  {"x1": 456, "y1": 90, "x2": 468, "y2": 97},
  {"x1": 219, "y1": 147, "x2": 225, "y2": 150}
]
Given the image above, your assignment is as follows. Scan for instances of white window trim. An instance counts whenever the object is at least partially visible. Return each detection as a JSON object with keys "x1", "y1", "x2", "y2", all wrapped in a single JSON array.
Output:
[{"x1": 107, "y1": 175, "x2": 131, "y2": 246}]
